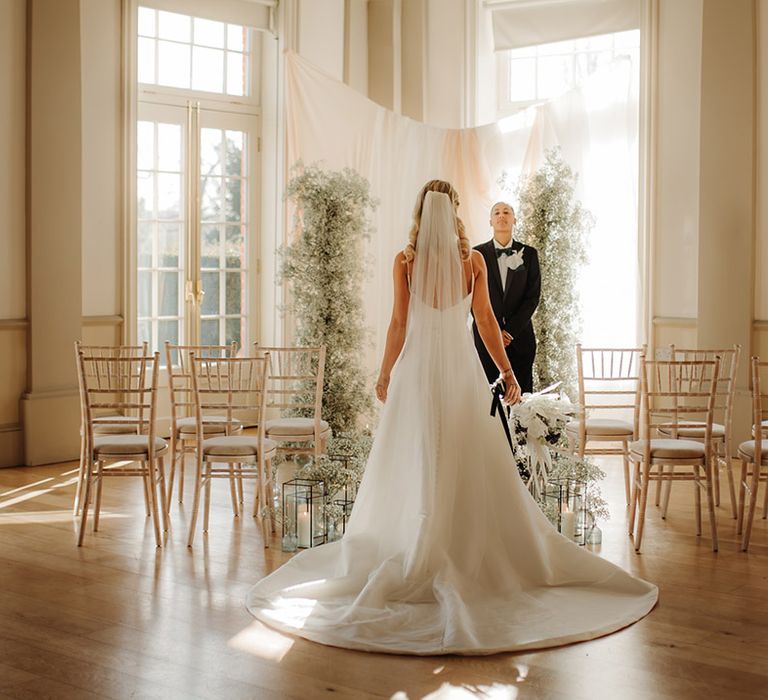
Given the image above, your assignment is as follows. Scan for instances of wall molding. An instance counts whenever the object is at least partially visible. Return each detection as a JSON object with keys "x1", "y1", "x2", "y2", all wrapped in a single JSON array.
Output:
[
  {"x1": 0, "y1": 318, "x2": 29, "y2": 330},
  {"x1": 82, "y1": 314, "x2": 123, "y2": 327},
  {"x1": 652, "y1": 316, "x2": 698, "y2": 328}
]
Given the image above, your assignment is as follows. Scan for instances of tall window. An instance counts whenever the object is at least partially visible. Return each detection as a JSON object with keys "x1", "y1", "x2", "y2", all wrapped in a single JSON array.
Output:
[
  {"x1": 495, "y1": 30, "x2": 641, "y2": 347},
  {"x1": 135, "y1": 6, "x2": 260, "y2": 358}
]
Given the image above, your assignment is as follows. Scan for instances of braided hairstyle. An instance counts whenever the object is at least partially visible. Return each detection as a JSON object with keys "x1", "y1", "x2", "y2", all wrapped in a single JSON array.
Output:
[{"x1": 403, "y1": 179, "x2": 470, "y2": 264}]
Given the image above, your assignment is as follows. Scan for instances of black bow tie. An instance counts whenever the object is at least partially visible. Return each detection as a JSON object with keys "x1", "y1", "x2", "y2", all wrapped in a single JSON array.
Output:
[{"x1": 495, "y1": 246, "x2": 515, "y2": 258}]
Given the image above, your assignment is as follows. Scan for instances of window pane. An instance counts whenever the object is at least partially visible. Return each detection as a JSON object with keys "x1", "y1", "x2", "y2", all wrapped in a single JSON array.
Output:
[
  {"x1": 225, "y1": 225, "x2": 243, "y2": 268},
  {"x1": 137, "y1": 121, "x2": 154, "y2": 171},
  {"x1": 137, "y1": 171, "x2": 154, "y2": 219},
  {"x1": 200, "y1": 128, "x2": 223, "y2": 176},
  {"x1": 615, "y1": 29, "x2": 640, "y2": 49},
  {"x1": 137, "y1": 7, "x2": 156, "y2": 37},
  {"x1": 537, "y1": 55, "x2": 571, "y2": 99},
  {"x1": 138, "y1": 271, "x2": 152, "y2": 317},
  {"x1": 201, "y1": 271, "x2": 220, "y2": 315},
  {"x1": 138, "y1": 37, "x2": 156, "y2": 84},
  {"x1": 157, "y1": 123, "x2": 181, "y2": 172},
  {"x1": 194, "y1": 18, "x2": 224, "y2": 48},
  {"x1": 157, "y1": 173, "x2": 181, "y2": 219},
  {"x1": 201, "y1": 176, "x2": 222, "y2": 221},
  {"x1": 159, "y1": 223, "x2": 180, "y2": 267},
  {"x1": 224, "y1": 179, "x2": 243, "y2": 222},
  {"x1": 138, "y1": 320, "x2": 151, "y2": 348},
  {"x1": 158, "y1": 10, "x2": 190, "y2": 42},
  {"x1": 201, "y1": 318, "x2": 219, "y2": 346},
  {"x1": 158, "y1": 319, "x2": 179, "y2": 349},
  {"x1": 225, "y1": 272, "x2": 242, "y2": 315},
  {"x1": 201, "y1": 225, "x2": 220, "y2": 268},
  {"x1": 192, "y1": 46, "x2": 224, "y2": 93},
  {"x1": 509, "y1": 57, "x2": 536, "y2": 102},
  {"x1": 226, "y1": 52, "x2": 245, "y2": 96},
  {"x1": 159, "y1": 271, "x2": 179, "y2": 316},
  {"x1": 225, "y1": 317, "x2": 243, "y2": 349},
  {"x1": 138, "y1": 222, "x2": 153, "y2": 267},
  {"x1": 158, "y1": 40, "x2": 190, "y2": 89},
  {"x1": 227, "y1": 24, "x2": 245, "y2": 51},
  {"x1": 225, "y1": 131, "x2": 245, "y2": 176},
  {"x1": 537, "y1": 38, "x2": 574, "y2": 56}
]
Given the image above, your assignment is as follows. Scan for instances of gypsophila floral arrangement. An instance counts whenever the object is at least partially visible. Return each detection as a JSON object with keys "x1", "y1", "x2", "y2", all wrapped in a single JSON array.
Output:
[
  {"x1": 296, "y1": 432, "x2": 373, "y2": 525},
  {"x1": 515, "y1": 148, "x2": 594, "y2": 399},
  {"x1": 281, "y1": 163, "x2": 377, "y2": 435}
]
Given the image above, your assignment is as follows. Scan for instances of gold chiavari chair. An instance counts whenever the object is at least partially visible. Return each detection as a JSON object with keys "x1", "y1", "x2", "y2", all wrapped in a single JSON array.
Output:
[
  {"x1": 187, "y1": 354, "x2": 276, "y2": 547},
  {"x1": 657, "y1": 345, "x2": 741, "y2": 518},
  {"x1": 73, "y1": 341, "x2": 148, "y2": 516},
  {"x1": 737, "y1": 356, "x2": 768, "y2": 552},
  {"x1": 629, "y1": 356, "x2": 721, "y2": 552},
  {"x1": 566, "y1": 345, "x2": 645, "y2": 505},
  {"x1": 76, "y1": 350, "x2": 168, "y2": 547},
  {"x1": 165, "y1": 342, "x2": 239, "y2": 508}
]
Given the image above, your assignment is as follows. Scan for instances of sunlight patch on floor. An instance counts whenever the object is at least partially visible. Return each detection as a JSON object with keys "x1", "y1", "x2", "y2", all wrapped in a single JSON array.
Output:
[
  {"x1": 392, "y1": 683, "x2": 519, "y2": 700},
  {"x1": 228, "y1": 621, "x2": 295, "y2": 662},
  {"x1": 0, "y1": 509, "x2": 130, "y2": 524}
]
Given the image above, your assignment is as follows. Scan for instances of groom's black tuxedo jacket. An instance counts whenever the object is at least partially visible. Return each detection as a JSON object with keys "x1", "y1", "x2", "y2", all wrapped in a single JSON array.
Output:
[{"x1": 472, "y1": 239, "x2": 541, "y2": 393}]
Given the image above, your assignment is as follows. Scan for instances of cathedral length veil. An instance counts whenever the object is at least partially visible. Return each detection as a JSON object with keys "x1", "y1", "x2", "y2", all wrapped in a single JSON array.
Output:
[{"x1": 246, "y1": 191, "x2": 658, "y2": 655}]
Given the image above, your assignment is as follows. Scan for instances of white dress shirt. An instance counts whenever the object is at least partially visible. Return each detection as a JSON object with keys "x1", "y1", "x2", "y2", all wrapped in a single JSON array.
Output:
[{"x1": 493, "y1": 237, "x2": 515, "y2": 291}]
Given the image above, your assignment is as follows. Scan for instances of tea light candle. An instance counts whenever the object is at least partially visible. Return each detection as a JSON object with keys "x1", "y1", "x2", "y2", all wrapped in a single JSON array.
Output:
[
  {"x1": 560, "y1": 508, "x2": 575, "y2": 541},
  {"x1": 298, "y1": 505, "x2": 311, "y2": 548}
]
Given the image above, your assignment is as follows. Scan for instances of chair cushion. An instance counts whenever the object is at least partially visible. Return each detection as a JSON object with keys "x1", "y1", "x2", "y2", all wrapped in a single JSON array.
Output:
[
  {"x1": 629, "y1": 438, "x2": 706, "y2": 460},
  {"x1": 265, "y1": 417, "x2": 331, "y2": 438},
  {"x1": 202, "y1": 436, "x2": 277, "y2": 458},
  {"x1": 752, "y1": 420, "x2": 768, "y2": 438},
  {"x1": 657, "y1": 421, "x2": 725, "y2": 439},
  {"x1": 92, "y1": 416, "x2": 139, "y2": 435},
  {"x1": 737, "y1": 440, "x2": 768, "y2": 463},
  {"x1": 565, "y1": 418, "x2": 633, "y2": 437},
  {"x1": 94, "y1": 435, "x2": 168, "y2": 457},
  {"x1": 176, "y1": 416, "x2": 242, "y2": 435}
]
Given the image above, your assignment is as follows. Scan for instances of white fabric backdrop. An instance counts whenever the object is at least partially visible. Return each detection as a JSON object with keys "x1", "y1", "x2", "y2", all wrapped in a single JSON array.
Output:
[{"x1": 283, "y1": 50, "x2": 639, "y2": 377}]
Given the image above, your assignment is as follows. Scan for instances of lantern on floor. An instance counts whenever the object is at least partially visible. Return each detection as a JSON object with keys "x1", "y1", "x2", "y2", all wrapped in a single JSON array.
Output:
[
  {"x1": 281, "y1": 478, "x2": 327, "y2": 551},
  {"x1": 541, "y1": 477, "x2": 589, "y2": 546}
]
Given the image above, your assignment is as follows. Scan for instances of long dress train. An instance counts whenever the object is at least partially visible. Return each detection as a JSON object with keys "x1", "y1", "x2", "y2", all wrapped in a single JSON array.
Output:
[{"x1": 246, "y1": 195, "x2": 657, "y2": 655}]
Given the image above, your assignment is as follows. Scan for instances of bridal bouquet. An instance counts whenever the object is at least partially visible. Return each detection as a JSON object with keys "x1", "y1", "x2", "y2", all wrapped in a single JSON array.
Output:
[{"x1": 509, "y1": 384, "x2": 575, "y2": 498}]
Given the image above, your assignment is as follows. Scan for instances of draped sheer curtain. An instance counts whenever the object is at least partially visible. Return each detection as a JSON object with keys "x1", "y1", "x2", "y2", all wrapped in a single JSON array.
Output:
[{"x1": 283, "y1": 48, "x2": 639, "y2": 375}]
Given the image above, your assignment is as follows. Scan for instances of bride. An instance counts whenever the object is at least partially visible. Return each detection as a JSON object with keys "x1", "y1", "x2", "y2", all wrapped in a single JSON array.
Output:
[{"x1": 247, "y1": 180, "x2": 658, "y2": 655}]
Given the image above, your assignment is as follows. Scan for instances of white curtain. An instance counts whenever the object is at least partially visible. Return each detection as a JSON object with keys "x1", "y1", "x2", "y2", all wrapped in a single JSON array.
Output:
[{"x1": 283, "y1": 49, "x2": 638, "y2": 374}]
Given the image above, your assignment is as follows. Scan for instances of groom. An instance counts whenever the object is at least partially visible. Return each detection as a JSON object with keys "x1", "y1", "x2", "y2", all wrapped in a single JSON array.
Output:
[{"x1": 472, "y1": 201, "x2": 541, "y2": 394}]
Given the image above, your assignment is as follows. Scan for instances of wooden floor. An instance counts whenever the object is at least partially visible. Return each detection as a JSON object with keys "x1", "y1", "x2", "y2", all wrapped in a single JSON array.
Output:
[{"x1": 0, "y1": 457, "x2": 767, "y2": 700}]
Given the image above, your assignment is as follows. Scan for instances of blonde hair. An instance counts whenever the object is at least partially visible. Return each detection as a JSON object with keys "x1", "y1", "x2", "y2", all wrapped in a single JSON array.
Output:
[{"x1": 403, "y1": 180, "x2": 470, "y2": 263}]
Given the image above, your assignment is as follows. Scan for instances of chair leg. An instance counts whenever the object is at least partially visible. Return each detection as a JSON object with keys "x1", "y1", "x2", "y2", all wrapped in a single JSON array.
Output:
[
  {"x1": 628, "y1": 459, "x2": 641, "y2": 535},
  {"x1": 762, "y1": 466, "x2": 768, "y2": 518},
  {"x1": 237, "y1": 466, "x2": 245, "y2": 506},
  {"x1": 661, "y1": 464, "x2": 673, "y2": 519},
  {"x1": 713, "y1": 448, "x2": 721, "y2": 508},
  {"x1": 704, "y1": 458, "x2": 718, "y2": 552},
  {"x1": 142, "y1": 473, "x2": 152, "y2": 517},
  {"x1": 167, "y1": 434, "x2": 178, "y2": 510},
  {"x1": 258, "y1": 461, "x2": 270, "y2": 547},
  {"x1": 73, "y1": 433, "x2": 86, "y2": 516},
  {"x1": 203, "y1": 464, "x2": 212, "y2": 534},
  {"x1": 157, "y1": 456, "x2": 170, "y2": 532},
  {"x1": 742, "y1": 460, "x2": 761, "y2": 551},
  {"x1": 77, "y1": 461, "x2": 93, "y2": 546},
  {"x1": 654, "y1": 464, "x2": 663, "y2": 507},
  {"x1": 146, "y1": 457, "x2": 163, "y2": 548},
  {"x1": 694, "y1": 464, "x2": 702, "y2": 537},
  {"x1": 621, "y1": 442, "x2": 630, "y2": 505},
  {"x1": 186, "y1": 458, "x2": 204, "y2": 547},
  {"x1": 737, "y1": 459, "x2": 748, "y2": 536},
  {"x1": 93, "y1": 461, "x2": 105, "y2": 532},
  {"x1": 634, "y1": 463, "x2": 651, "y2": 552},
  {"x1": 725, "y1": 452, "x2": 738, "y2": 519},
  {"x1": 229, "y1": 463, "x2": 240, "y2": 517}
]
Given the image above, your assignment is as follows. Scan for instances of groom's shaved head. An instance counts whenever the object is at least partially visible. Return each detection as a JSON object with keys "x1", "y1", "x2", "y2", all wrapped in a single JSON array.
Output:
[{"x1": 491, "y1": 201, "x2": 515, "y2": 216}]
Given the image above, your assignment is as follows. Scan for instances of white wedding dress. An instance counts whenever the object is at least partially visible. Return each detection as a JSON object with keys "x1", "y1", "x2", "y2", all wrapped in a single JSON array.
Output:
[{"x1": 247, "y1": 192, "x2": 657, "y2": 655}]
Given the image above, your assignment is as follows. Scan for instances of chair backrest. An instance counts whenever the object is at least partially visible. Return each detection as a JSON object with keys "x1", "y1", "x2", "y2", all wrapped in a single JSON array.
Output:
[
  {"x1": 165, "y1": 342, "x2": 238, "y2": 423},
  {"x1": 77, "y1": 350, "x2": 160, "y2": 449},
  {"x1": 189, "y1": 354, "x2": 270, "y2": 444},
  {"x1": 669, "y1": 345, "x2": 741, "y2": 428},
  {"x1": 639, "y1": 356, "x2": 721, "y2": 448},
  {"x1": 751, "y1": 356, "x2": 768, "y2": 456},
  {"x1": 253, "y1": 345, "x2": 326, "y2": 419},
  {"x1": 576, "y1": 345, "x2": 645, "y2": 429}
]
